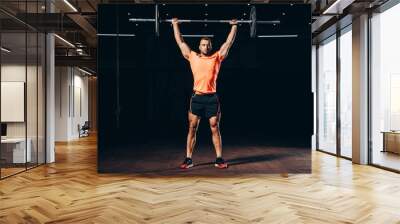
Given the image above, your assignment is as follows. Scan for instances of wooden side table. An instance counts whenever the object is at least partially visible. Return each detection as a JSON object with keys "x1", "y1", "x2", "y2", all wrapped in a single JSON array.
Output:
[{"x1": 381, "y1": 131, "x2": 400, "y2": 154}]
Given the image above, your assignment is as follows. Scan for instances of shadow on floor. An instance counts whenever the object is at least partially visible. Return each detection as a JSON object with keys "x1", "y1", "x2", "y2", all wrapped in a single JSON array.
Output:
[{"x1": 99, "y1": 143, "x2": 311, "y2": 176}]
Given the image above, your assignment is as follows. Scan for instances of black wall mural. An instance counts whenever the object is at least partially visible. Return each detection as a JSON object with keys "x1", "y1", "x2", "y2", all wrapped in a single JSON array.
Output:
[{"x1": 98, "y1": 4, "x2": 313, "y2": 175}]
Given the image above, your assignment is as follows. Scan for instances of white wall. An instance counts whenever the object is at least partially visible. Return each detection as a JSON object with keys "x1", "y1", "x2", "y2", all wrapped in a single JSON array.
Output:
[
  {"x1": 55, "y1": 66, "x2": 69, "y2": 141},
  {"x1": 1, "y1": 64, "x2": 40, "y2": 137},
  {"x1": 72, "y1": 72, "x2": 89, "y2": 138},
  {"x1": 55, "y1": 66, "x2": 89, "y2": 141}
]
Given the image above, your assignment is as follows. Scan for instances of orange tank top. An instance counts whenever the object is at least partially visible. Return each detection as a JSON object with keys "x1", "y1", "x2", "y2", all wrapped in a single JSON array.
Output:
[{"x1": 186, "y1": 50, "x2": 224, "y2": 94}]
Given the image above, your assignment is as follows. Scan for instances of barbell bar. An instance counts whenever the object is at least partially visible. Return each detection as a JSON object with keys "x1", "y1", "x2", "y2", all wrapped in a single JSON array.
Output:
[
  {"x1": 129, "y1": 18, "x2": 279, "y2": 24},
  {"x1": 128, "y1": 5, "x2": 280, "y2": 38}
]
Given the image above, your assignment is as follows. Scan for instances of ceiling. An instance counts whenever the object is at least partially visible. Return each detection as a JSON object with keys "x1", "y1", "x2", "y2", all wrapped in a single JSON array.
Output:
[{"x1": 0, "y1": 0, "x2": 389, "y2": 73}]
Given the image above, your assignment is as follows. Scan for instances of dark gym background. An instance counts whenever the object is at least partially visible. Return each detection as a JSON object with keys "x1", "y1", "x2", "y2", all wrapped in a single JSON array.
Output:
[{"x1": 97, "y1": 4, "x2": 313, "y2": 175}]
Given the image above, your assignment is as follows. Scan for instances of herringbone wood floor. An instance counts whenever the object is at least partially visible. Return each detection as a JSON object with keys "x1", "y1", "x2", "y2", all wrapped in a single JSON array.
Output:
[{"x1": 1, "y1": 134, "x2": 400, "y2": 223}]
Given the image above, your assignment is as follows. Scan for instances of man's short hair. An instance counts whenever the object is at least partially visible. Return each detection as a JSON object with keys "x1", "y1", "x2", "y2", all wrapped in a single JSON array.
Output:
[{"x1": 200, "y1": 37, "x2": 212, "y2": 43}]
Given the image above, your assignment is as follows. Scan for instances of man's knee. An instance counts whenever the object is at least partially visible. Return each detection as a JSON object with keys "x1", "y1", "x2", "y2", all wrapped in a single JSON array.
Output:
[
  {"x1": 210, "y1": 122, "x2": 219, "y2": 134},
  {"x1": 189, "y1": 122, "x2": 199, "y2": 132}
]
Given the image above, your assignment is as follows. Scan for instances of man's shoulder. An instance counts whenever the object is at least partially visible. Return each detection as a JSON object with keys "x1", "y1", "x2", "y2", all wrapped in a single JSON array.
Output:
[
  {"x1": 185, "y1": 50, "x2": 196, "y2": 61},
  {"x1": 213, "y1": 50, "x2": 221, "y2": 56},
  {"x1": 189, "y1": 50, "x2": 198, "y2": 57},
  {"x1": 212, "y1": 50, "x2": 224, "y2": 61}
]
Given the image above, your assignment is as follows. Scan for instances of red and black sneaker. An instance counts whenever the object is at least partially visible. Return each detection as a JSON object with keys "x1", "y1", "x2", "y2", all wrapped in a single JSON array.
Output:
[
  {"x1": 180, "y1": 157, "x2": 194, "y2": 169},
  {"x1": 215, "y1": 157, "x2": 228, "y2": 169}
]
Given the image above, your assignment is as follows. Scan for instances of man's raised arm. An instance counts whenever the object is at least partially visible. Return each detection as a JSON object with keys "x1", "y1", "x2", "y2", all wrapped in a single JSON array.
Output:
[
  {"x1": 172, "y1": 18, "x2": 191, "y2": 60},
  {"x1": 219, "y1": 19, "x2": 238, "y2": 60}
]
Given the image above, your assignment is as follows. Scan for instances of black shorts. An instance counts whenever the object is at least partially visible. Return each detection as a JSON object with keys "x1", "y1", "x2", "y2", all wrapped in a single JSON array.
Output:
[{"x1": 189, "y1": 92, "x2": 221, "y2": 119}]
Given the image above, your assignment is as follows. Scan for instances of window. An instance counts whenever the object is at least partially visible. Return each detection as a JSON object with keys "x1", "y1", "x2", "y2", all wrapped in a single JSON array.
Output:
[
  {"x1": 370, "y1": 3, "x2": 400, "y2": 171},
  {"x1": 317, "y1": 35, "x2": 337, "y2": 154}
]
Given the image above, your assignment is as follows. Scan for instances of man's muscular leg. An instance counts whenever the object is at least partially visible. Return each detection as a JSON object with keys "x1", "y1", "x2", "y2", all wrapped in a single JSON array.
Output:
[
  {"x1": 186, "y1": 111, "x2": 200, "y2": 158},
  {"x1": 209, "y1": 112, "x2": 222, "y2": 157}
]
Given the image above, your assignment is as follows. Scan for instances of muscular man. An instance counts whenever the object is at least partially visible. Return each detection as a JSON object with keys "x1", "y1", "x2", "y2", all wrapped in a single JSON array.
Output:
[{"x1": 171, "y1": 18, "x2": 238, "y2": 169}]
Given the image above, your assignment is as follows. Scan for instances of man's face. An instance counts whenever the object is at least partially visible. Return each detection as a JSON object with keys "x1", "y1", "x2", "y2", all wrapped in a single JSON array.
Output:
[{"x1": 199, "y1": 39, "x2": 212, "y2": 55}]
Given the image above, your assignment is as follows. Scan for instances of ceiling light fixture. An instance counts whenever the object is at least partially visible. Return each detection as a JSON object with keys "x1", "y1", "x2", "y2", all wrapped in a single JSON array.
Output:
[
  {"x1": 322, "y1": 0, "x2": 344, "y2": 14},
  {"x1": 78, "y1": 67, "x2": 92, "y2": 76},
  {"x1": 63, "y1": 0, "x2": 78, "y2": 12},
  {"x1": 54, "y1": 34, "x2": 75, "y2": 48},
  {"x1": 1, "y1": 47, "x2": 11, "y2": 53}
]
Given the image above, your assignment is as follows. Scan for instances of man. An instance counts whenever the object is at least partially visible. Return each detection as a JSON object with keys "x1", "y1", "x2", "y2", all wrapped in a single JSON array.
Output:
[{"x1": 171, "y1": 18, "x2": 238, "y2": 169}]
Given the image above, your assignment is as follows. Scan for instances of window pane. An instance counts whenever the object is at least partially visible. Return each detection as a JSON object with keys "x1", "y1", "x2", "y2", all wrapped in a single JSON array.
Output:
[
  {"x1": 340, "y1": 29, "x2": 352, "y2": 158},
  {"x1": 318, "y1": 36, "x2": 337, "y2": 154},
  {"x1": 0, "y1": 1, "x2": 46, "y2": 179}
]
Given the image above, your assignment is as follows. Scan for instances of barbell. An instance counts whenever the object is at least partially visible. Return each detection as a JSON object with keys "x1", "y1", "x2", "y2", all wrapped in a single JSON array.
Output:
[{"x1": 128, "y1": 5, "x2": 280, "y2": 38}]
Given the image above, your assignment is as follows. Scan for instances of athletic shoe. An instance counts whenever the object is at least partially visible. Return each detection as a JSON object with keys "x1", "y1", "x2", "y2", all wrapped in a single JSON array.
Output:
[
  {"x1": 180, "y1": 157, "x2": 194, "y2": 169},
  {"x1": 215, "y1": 157, "x2": 228, "y2": 169}
]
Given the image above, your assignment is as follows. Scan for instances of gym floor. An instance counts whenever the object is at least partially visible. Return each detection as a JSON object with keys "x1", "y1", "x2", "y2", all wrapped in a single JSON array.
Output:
[
  {"x1": 99, "y1": 142, "x2": 310, "y2": 176},
  {"x1": 1, "y1": 134, "x2": 399, "y2": 223}
]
